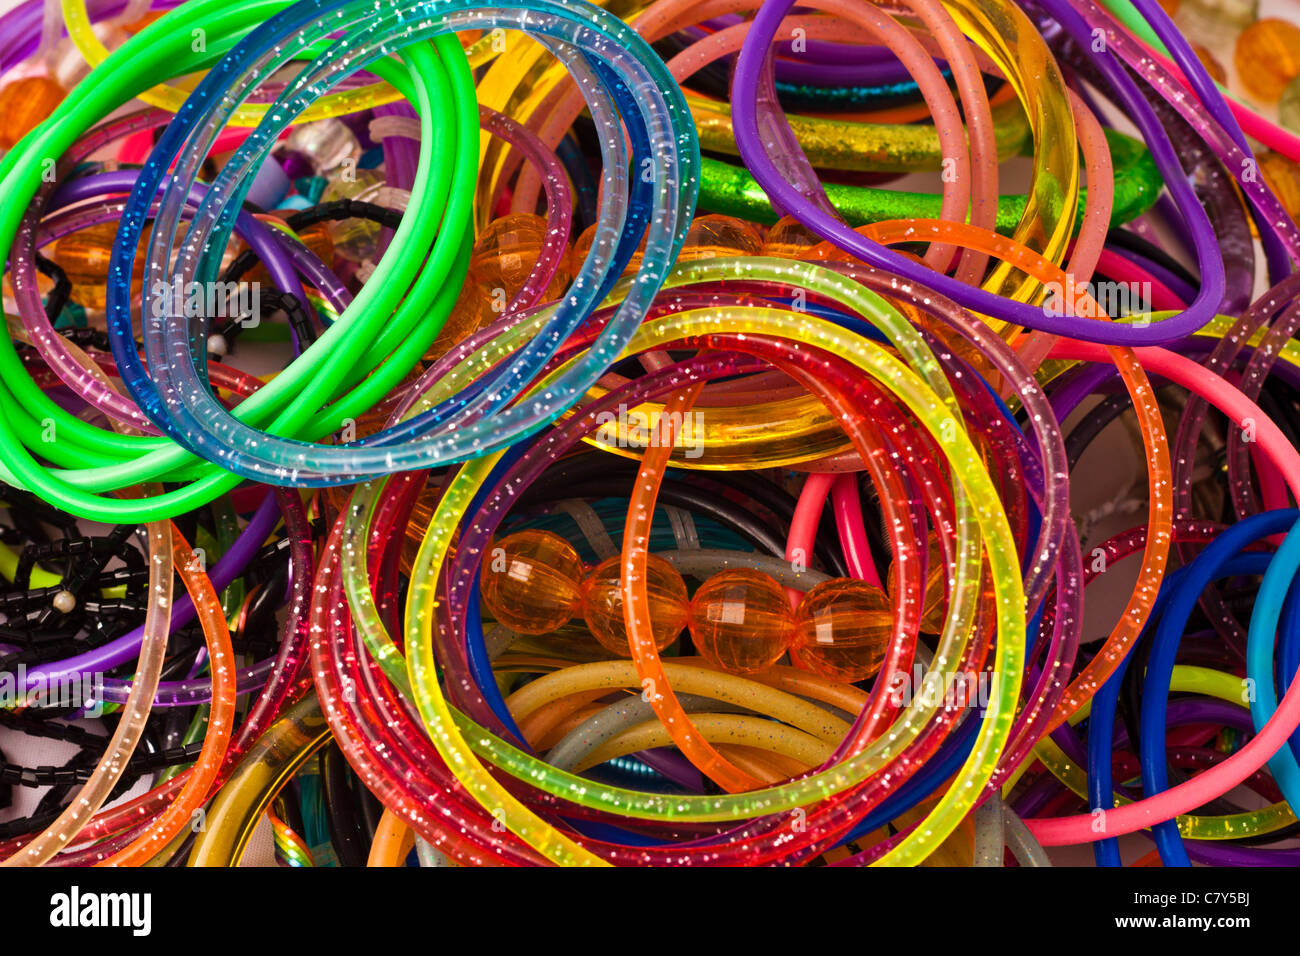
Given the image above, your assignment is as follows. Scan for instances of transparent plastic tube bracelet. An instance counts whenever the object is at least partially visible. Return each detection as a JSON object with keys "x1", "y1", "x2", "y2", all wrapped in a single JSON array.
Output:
[
  {"x1": 0, "y1": 0, "x2": 695, "y2": 519},
  {"x1": 113, "y1": 0, "x2": 698, "y2": 485},
  {"x1": 391, "y1": 310, "x2": 1025, "y2": 865}
]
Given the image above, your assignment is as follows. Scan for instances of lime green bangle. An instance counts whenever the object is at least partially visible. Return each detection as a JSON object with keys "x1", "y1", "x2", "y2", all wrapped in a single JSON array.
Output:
[
  {"x1": 698, "y1": 128, "x2": 1160, "y2": 234},
  {"x1": 689, "y1": 91, "x2": 1032, "y2": 174},
  {"x1": 0, "y1": 4, "x2": 472, "y2": 522}
]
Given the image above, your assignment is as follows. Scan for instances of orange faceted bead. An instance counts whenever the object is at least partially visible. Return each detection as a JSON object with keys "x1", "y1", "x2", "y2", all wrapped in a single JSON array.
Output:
[
  {"x1": 689, "y1": 569, "x2": 793, "y2": 675},
  {"x1": 792, "y1": 579, "x2": 892, "y2": 682},
  {"x1": 573, "y1": 223, "x2": 647, "y2": 280},
  {"x1": 296, "y1": 222, "x2": 335, "y2": 270},
  {"x1": 580, "y1": 554, "x2": 689, "y2": 657},
  {"x1": 51, "y1": 222, "x2": 118, "y2": 282},
  {"x1": 470, "y1": 213, "x2": 571, "y2": 306},
  {"x1": 480, "y1": 531, "x2": 584, "y2": 634},
  {"x1": 1192, "y1": 44, "x2": 1227, "y2": 85},
  {"x1": 49, "y1": 222, "x2": 146, "y2": 311},
  {"x1": 0, "y1": 76, "x2": 65, "y2": 150},
  {"x1": 1258, "y1": 152, "x2": 1300, "y2": 223},
  {"x1": 676, "y1": 215, "x2": 763, "y2": 262},
  {"x1": 761, "y1": 215, "x2": 822, "y2": 259},
  {"x1": 426, "y1": 280, "x2": 491, "y2": 361},
  {"x1": 1235, "y1": 18, "x2": 1300, "y2": 103},
  {"x1": 887, "y1": 533, "x2": 949, "y2": 633}
]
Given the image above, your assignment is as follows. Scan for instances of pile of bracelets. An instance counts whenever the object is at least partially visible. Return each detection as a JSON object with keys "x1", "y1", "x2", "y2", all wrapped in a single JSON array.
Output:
[{"x1": 0, "y1": 0, "x2": 1296, "y2": 869}]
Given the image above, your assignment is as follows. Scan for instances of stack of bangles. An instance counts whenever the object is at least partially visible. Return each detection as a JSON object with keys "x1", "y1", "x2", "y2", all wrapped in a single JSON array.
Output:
[{"x1": 0, "y1": 0, "x2": 1294, "y2": 869}]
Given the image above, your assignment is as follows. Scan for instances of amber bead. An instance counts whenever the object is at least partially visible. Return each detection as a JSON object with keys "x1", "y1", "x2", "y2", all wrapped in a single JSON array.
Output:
[
  {"x1": 676, "y1": 215, "x2": 763, "y2": 262},
  {"x1": 296, "y1": 222, "x2": 335, "y2": 269},
  {"x1": 480, "y1": 531, "x2": 584, "y2": 634},
  {"x1": 469, "y1": 213, "x2": 571, "y2": 306},
  {"x1": 573, "y1": 223, "x2": 647, "y2": 280},
  {"x1": 1192, "y1": 44, "x2": 1227, "y2": 85},
  {"x1": 792, "y1": 579, "x2": 892, "y2": 682},
  {"x1": 1258, "y1": 152, "x2": 1300, "y2": 223},
  {"x1": 886, "y1": 534, "x2": 949, "y2": 634},
  {"x1": 689, "y1": 569, "x2": 793, "y2": 675},
  {"x1": 761, "y1": 216, "x2": 822, "y2": 259},
  {"x1": 0, "y1": 76, "x2": 65, "y2": 150},
  {"x1": 426, "y1": 280, "x2": 491, "y2": 361},
  {"x1": 1235, "y1": 18, "x2": 1300, "y2": 103},
  {"x1": 49, "y1": 222, "x2": 146, "y2": 311},
  {"x1": 581, "y1": 554, "x2": 689, "y2": 657}
]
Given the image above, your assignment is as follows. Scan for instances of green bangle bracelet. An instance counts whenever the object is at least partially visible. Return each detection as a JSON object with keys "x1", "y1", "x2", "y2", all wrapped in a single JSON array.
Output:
[
  {"x1": 697, "y1": 128, "x2": 1161, "y2": 233},
  {"x1": 0, "y1": 0, "x2": 476, "y2": 522},
  {"x1": 690, "y1": 92, "x2": 1032, "y2": 174}
]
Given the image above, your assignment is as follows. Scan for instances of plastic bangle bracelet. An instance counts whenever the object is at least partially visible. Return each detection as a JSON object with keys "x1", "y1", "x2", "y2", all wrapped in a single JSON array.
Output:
[
  {"x1": 1142, "y1": 516, "x2": 1300, "y2": 863},
  {"x1": 392, "y1": 312, "x2": 1021, "y2": 866},
  {"x1": 695, "y1": 128, "x2": 1158, "y2": 234},
  {"x1": 997, "y1": 517, "x2": 1222, "y2": 796},
  {"x1": 1097, "y1": 0, "x2": 1300, "y2": 162},
  {"x1": 1059, "y1": 0, "x2": 1300, "y2": 270},
  {"x1": 330, "y1": 348, "x2": 941, "y2": 858},
  {"x1": 60, "y1": 0, "x2": 405, "y2": 125},
  {"x1": 313, "y1": 519, "x2": 538, "y2": 865},
  {"x1": 367, "y1": 808, "x2": 414, "y2": 867},
  {"x1": 1071, "y1": 648, "x2": 1297, "y2": 845},
  {"x1": 1026, "y1": 341, "x2": 1300, "y2": 845},
  {"x1": 112, "y1": 8, "x2": 695, "y2": 487},
  {"x1": 187, "y1": 695, "x2": 331, "y2": 867},
  {"x1": 0, "y1": 1, "x2": 696, "y2": 515},
  {"x1": 673, "y1": 7, "x2": 976, "y2": 274},
  {"x1": 616, "y1": 378, "x2": 925, "y2": 792},
  {"x1": 1162, "y1": 281, "x2": 1300, "y2": 671},
  {"x1": 156, "y1": 13, "x2": 634, "y2": 439},
  {"x1": 814, "y1": 239, "x2": 1172, "y2": 704},
  {"x1": 1, "y1": 518, "x2": 172, "y2": 866},
  {"x1": 754, "y1": 0, "x2": 1077, "y2": 298},
  {"x1": 96, "y1": 524, "x2": 237, "y2": 865},
  {"x1": 734, "y1": 3, "x2": 1242, "y2": 345}
]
